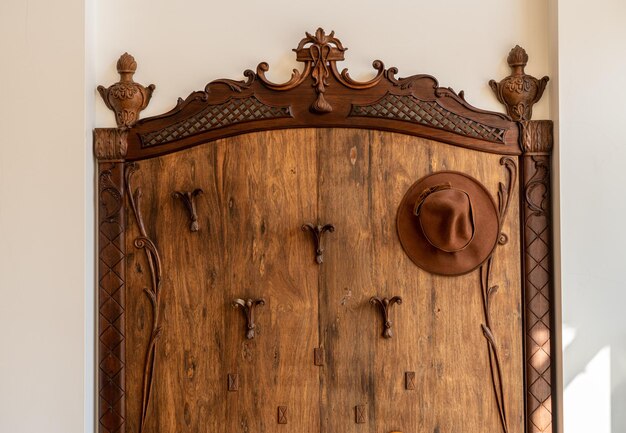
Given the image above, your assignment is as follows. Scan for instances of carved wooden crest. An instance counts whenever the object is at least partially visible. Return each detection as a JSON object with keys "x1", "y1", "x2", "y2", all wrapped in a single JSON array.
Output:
[{"x1": 97, "y1": 28, "x2": 521, "y2": 161}]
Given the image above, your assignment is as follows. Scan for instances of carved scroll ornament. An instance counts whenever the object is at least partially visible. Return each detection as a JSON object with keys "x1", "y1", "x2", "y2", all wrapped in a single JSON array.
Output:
[
  {"x1": 210, "y1": 27, "x2": 383, "y2": 114},
  {"x1": 257, "y1": 28, "x2": 384, "y2": 113}
]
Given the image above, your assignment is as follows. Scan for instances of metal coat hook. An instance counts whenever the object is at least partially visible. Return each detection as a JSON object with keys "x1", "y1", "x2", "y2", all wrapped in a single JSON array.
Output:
[
  {"x1": 370, "y1": 296, "x2": 403, "y2": 338},
  {"x1": 302, "y1": 223, "x2": 335, "y2": 264},
  {"x1": 232, "y1": 298, "x2": 266, "y2": 339},
  {"x1": 172, "y1": 189, "x2": 203, "y2": 232}
]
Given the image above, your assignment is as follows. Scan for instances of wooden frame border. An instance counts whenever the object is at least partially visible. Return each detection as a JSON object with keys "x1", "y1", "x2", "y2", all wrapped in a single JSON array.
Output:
[{"x1": 94, "y1": 29, "x2": 555, "y2": 433}]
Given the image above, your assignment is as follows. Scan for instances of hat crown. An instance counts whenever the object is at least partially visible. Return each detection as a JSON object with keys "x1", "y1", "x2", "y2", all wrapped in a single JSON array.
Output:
[
  {"x1": 398, "y1": 171, "x2": 500, "y2": 276},
  {"x1": 415, "y1": 187, "x2": 474, "y2": 253}
]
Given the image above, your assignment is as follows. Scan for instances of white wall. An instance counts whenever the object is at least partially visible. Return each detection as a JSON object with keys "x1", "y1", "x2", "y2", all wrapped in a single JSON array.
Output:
[
  {"x1": 0, "y1": 1, "x2": 92, "y2": 433},
  {"x1": 557, "y1": 1, "x2": 626, "y2": 432},
  {"x1": 95, "y1": 0, "x2": 550, "y2": 125},
  {"x1": 4, "y1": 0, "x2": 584, "y2": 432}
]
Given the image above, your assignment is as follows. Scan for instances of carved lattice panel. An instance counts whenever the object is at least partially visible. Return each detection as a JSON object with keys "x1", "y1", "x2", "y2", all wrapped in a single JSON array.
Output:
[
  {"x1": 140, "y1": 97, "x2": 290, "y2": 147},
  {"x1": 98, "y1": 164, "x2": 126, "y2": 433},
  {"x1": 350, "y1": 94, "x2": 506, "y2": 143},
  {"x1": 524, "y1": 153, "x2": 553, "y2": 433}
]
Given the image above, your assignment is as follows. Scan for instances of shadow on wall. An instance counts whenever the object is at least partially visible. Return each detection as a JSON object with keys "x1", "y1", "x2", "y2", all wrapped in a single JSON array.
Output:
[{"x1": 563, "y1": 272, "x2": 626, "y2": 433}]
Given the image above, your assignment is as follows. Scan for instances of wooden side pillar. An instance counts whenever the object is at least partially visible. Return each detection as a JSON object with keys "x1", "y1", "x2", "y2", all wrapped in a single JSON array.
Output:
[
  {"x1": 490, "y1": 44, "x2": 556, "y2": 433},
  {"x1": 95, "y1": 128, "x2": 128, "y2": 433},
  {"x1": 95, "y1": 51, "x2": 152, "y2": 433},
  {"x1": 520, "y1": 120, "x2": 554, "y2": 433}
]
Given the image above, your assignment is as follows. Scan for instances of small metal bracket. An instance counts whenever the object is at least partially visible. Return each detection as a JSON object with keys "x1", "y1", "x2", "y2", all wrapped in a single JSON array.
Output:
[
  {"x1": 278, "y1": 406, "x2": 288, "y2": 424},
  {"x1": 228, "y1": 373, "x2": 239, "y2": 391},
  {"x1": 355, "y1": 405, "x2": 367, "y2": 423},
  {"x1": 405, "y1": 371, "x2": 416, "y2": 390}
]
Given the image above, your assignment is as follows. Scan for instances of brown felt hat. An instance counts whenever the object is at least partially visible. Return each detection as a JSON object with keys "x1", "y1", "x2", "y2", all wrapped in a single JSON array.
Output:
[{"x1": 397, "y1": 171, "x2": 499, "y2": 276}]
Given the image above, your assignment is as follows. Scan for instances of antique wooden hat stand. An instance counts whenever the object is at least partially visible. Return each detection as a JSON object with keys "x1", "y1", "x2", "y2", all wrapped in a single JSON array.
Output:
[{"x1": 95, "y1": 29, "x2": 555, "y2": 433}]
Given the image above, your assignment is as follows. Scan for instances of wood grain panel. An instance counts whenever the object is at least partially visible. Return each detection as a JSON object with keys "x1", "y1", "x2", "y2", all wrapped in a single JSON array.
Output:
[
  {"x1": 317, "y1": 129, "x2": 524, "y2": 433},
  {"x1": 218, "y1": 130, "x2": 319, "y2": 433},
  {"x1": 317, "y1": 129, "x2": 377, "y2": 433},
  {"x1": 125, "y1": 129, "x2": 320, "y2": 433},
  {"x1": 124, "y1": 128, "x2": 524, "y2": 433}
]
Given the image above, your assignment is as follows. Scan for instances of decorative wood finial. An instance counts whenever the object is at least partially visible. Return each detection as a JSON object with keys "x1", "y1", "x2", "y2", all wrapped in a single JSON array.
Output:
[
  {"x1": 489, "y1": 45, "x2": 549, "y2": 121},
  {"x1": 98, "y1": 53, "x2": 155, "y2": 128}
]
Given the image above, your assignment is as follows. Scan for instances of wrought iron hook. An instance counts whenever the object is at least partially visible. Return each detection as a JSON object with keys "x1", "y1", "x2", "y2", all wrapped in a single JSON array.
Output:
[
  {"x1": 232, "y1": 298, "x2": 266, "y2": 339},
  {"x1": 172, "y1": 189, "x2": 203, "y2": 232},
  {"x1": 370, "y1": 296, "x2": 403, "y2": 338},
  {"x1": 302, "y1": 223, "x2": 335, "y2": 264}
]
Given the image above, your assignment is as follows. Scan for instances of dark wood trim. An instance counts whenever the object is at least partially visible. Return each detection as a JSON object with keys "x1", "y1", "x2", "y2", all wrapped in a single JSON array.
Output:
[
  {"x1": 97, "y1": 160, "x2": 126, "y2": 433},
  {"x1": 520, "y1": 120, "x2": 554, "y2": 433}
]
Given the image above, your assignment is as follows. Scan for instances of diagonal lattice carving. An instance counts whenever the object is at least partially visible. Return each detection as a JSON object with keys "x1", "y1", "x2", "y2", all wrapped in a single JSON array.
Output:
[
  {"x1": 350, "y1": 93, "x2": 506, "y2": 143},
  {"x1": 141, "y1": 96, "x2": 291, "y2": 147},
  {"x1": 523, "y1": 154, "x2": 553, "y2": 433},
  {"x1": 98, "y1": 164, "x2": 126, "y2": 433}
]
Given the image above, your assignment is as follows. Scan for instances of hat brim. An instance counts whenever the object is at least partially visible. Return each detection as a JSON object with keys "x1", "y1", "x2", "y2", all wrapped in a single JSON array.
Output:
[{"x1": 397, "y1": 171, "x2": 499, "y2": 276}]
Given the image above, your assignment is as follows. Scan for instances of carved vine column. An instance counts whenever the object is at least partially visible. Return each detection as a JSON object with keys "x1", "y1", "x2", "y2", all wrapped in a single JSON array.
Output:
[
  {"x1": 491, "y1": 46, "x2": 555, "y2": 433},
  {"x1": 95, "y1": 53, "x2": 154, "y2": 433}
]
